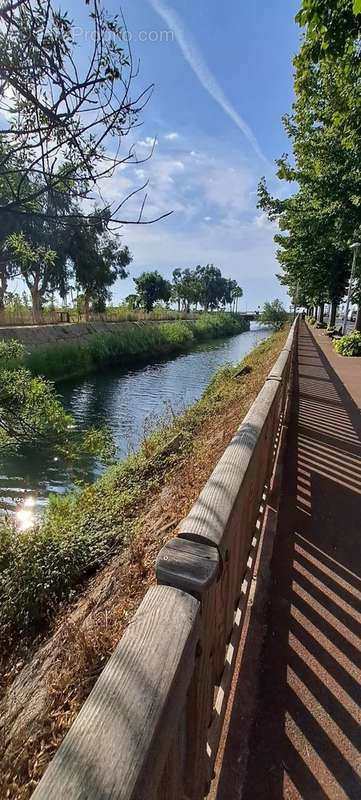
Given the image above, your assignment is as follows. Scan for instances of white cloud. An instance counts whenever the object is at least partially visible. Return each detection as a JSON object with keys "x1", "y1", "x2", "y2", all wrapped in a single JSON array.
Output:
[
  {"x1": 93, "y1": 131, "x2": 287, "y2": 307},
  {"x1": 199, "y1": 163, "x2": 254, "y2": 213},
  {"x1": 254, "y1": 212, "x2": 274, "y2": 229},
  {"x1": 98, "y1": 134, "x2": 259, "y2": 228},
  {"x1": 164, "y1": 132, "x2": 179, "y2": 141},
  {"x1": 148, "y1": 0, "x2": 267, "y2": 164},
  {"x1": 171, "y1": 160, "x2": 185, "y2": 171},
  {"x1": 137, "y1": 136, "x2": 157, "y2": 148}
]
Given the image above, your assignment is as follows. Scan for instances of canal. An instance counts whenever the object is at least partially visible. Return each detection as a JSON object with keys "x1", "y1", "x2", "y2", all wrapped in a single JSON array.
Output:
[{"x1": 0, "y1": 324, "x2": 270, "y2": 526}]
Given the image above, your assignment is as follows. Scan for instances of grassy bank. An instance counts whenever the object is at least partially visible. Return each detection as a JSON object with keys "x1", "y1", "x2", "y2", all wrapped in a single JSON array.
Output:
[
  {"x1": 24, "y1": 313, "x2": 249, "y2": 381},
  {"x1": 0, "y1": 327, "x2": 284, "y2": 648}
]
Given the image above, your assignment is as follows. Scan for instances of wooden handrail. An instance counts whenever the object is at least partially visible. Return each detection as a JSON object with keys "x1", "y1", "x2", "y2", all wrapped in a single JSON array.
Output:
[
  {"x1": 33, "y1": 318, "x2": 299, "y2": 800},
  {"x1": 32, "y1": 586, "x2": 200, "y2": 800}
]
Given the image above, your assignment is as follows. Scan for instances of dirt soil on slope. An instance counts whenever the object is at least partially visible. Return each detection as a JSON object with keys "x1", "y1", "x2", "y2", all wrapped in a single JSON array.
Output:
[{"x1": 0, "y1": 328, "x2": 287, "y2": 799}]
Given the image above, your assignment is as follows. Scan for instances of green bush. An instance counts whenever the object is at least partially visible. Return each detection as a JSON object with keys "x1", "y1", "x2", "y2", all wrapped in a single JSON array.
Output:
[
  {"x1": 314, "y1": 321, "x2": 327, "y2": 329},
  {"x1": 334, "y1": 330, "x2": 361, "y2": 357},
  {"x1": 0, "y1": 339, "x2": 25, "y2": 369}
]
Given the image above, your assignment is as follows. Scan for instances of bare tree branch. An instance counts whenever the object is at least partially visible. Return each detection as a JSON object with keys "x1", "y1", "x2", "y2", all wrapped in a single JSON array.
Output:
[{"x1": 0, "y1": 0, "x2": 171, "y2": 227}]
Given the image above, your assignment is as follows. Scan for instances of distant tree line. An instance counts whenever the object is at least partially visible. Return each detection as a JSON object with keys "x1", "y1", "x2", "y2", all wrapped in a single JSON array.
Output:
[{"x1": 126, "y1": 266, "x2": 243, "y2": 314}]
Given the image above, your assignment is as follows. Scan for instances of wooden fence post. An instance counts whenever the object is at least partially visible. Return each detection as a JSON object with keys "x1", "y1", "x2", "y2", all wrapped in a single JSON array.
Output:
[
  {"x1": 156, "y1": 538, "x2": 220, "y2": 799},
  {"x1": 32, "y1": 586, "x2": 200, "y2": 800}
]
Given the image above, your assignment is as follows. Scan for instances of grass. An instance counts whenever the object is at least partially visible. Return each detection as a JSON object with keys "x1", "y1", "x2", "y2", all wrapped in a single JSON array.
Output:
[
  {"x1": 24, "y1": 313, "x2": 249, "y2": 380},
  {"x1": 0, "y1": 327, "x2": 282, "y2": 648}
]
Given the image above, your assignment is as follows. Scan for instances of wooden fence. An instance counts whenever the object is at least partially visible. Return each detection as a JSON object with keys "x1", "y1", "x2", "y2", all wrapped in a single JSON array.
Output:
[
  {"x1": 0, "y1": 309, "x2": 256, "y2": 328},
  {"x1": 0, "y1": 309, "x2": 202, "y2": 327},
  {"x1": 32, "y1": 318, "x2": 298, "y2": 800}
]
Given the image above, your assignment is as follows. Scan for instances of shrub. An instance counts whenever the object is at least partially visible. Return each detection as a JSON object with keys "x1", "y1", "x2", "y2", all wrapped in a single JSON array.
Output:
[
  {"x1": 0, "y1": 339, "x2": 25, "y2": 369},
  {"x1": 334, "y1": 331, "x2": 361, "y2": 357}
]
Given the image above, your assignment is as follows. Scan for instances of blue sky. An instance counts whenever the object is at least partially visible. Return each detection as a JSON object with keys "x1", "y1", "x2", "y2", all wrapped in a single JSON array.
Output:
[
  {"x1": 103, "y1": 0, "x2": 301, "y2": 309},
  {"x1": 12, "y1": 0, "x2": 301, "y2": 309}
]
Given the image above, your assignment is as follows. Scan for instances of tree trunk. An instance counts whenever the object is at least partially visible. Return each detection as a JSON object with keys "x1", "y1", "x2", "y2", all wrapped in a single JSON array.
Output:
[
  {"x1": 355, "y1": 305, "x2": 361, "y2": 333},
  {"x1": 31, "y1": 288, "x2": 42, "y2": 324},
  {"x1": 314, "y1": 306, "x2": 318, "y2": 321},
  {"x1": 84, "y1": 292, "x2": 91, "y2": 322},
  {"x1": 319, "y1": 302, "x2": 324, "y2": 324},
  {"x1": 0, "y1": 255, "x2": 7, "y2": 312},
  {"x1": 330, "y1": 300, "x2": 337, "y2": 328}
]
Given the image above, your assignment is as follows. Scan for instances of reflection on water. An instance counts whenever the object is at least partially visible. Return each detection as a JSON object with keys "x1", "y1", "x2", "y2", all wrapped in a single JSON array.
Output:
[
  {"x1": 1, "y1": 325, "x2": 270, "y2": 523},
  {"x1": 16, "y1": 495, "x2": 36, "y2": 532}
]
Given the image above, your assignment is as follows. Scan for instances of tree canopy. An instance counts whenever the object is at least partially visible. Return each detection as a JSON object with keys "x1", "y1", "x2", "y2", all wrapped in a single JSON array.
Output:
[
  {"x1": 133, "y1": 272, "x2": 172, "y2": 313},
  {"x1": 259, "y1": 299, "x2": 288, "y2": 330},
  {"x1": 168, "y1": 266, "x2": 242, "y2": 314}
]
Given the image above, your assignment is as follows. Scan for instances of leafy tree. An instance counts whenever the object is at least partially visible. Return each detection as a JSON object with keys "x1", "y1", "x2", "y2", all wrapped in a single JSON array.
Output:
[
  {"x1": 6, "y1": 232, "x2": 57, "y2": 322},
  {"x1": 0, "y1": 340, "x2": 114, "y2": 461},
  {"x1": 134, "y1": 271, "x2": 172, "y2": 313},
  {"x1": 231, "y1": 283, "x2": 243, "y2": 312},
  {"x1": 260, "y1": 299, "x2": 288, "y2": 330},
  {"x1": 125, "y1": 294, "x2": 140, "y2": 311},
  {"x1": 1, "y1": 172, "x2": 79, "y2": 318},
  {"x1": 4, "y1": 291, "x2": 31, "y2": 315},
  {"x1": 195, "y1": 264, "x2": 226, "y2": 311},
  {"x1": 171, "y1": 268, "x2": 183, "y2": 312},
  {"x1": 0, "y1": 237, "x2": 18, "y2": 312},
  {"x1": 0, "y1": 340, "x2": 72, "y2": 448},
  {"x1": 68, "y1": 215, "x2": 132, "y2": 319},
  {"x1": 219, "y1": 279, "x2": 243, "y2": 311},
  {"x1": 0, "y1": 147, "x2": 26, "y2": 310},
  {"x1": 295, "y1": 0, "x2": 361, "y2": 60},
  {"x1": 172, "y1": 267, "x2": 201, "y2": 312}
]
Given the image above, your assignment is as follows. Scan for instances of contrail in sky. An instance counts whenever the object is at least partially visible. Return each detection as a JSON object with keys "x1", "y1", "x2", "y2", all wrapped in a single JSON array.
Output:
[{"x1": 148, "y1": 0, "x2": 267, "y2": 163}]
